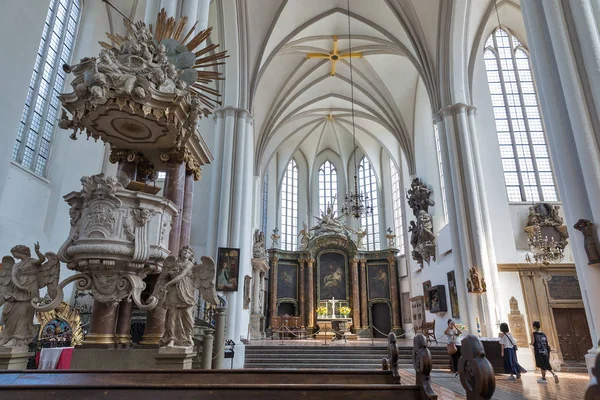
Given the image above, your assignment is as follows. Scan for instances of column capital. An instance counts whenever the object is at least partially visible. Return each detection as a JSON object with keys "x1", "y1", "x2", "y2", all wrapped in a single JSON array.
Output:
[
  {"x1": 438, "y1": 103, "x2": 477, "y2": 117},
  {"x1": 307, "y1": 258, "x2": 315, "y2": 267},
  {"x1": 213, "y1": 107, "x2": 253, "y2": 122}
]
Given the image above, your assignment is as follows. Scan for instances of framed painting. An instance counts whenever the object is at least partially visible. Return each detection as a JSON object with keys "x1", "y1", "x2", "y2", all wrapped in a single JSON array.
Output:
[
  {"x1": 422, "y1": 280, "x2": 432, "y2": 310},
  {"x1": 447, "y1": 271, "x2": 460, "y2": 318},
  {"x1": 276, "y1": 262, "x2": 298, "y2": 300},
  {"x1": 367, "y1": 263, "x2": 390, "y2": 300},
  {"x1": 216, "y1": 247, "x2": 240, "y2": 291},
  {"x1": 318, "y1": 251, "x2": 347, "y2": 300},
  {"x1": 428, "y1": 285, "x2": 447, "y2": 313}
]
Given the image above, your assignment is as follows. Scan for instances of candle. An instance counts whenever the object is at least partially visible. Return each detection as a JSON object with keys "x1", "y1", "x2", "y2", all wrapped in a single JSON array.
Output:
[{"x1": 476, "y1": 317, "x2": 481, "y2": 336}]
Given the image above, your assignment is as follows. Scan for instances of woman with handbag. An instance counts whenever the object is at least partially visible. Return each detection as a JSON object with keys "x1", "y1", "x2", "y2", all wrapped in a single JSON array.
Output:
[
  {"x1": 500, "y1": 322, "x2": 525, "y2": 381},
  {"x1": 444, "y1": 319, "x2": 462, "y2": 377}
]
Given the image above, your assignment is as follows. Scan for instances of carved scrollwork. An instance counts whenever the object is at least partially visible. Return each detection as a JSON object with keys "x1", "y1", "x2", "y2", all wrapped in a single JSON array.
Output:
[
  {"x1": 32, "y1": 273, "x2": 93, "y2": 312},
  {"x1": 458, "y1": 335, "x2": 495, "y2": 400}
]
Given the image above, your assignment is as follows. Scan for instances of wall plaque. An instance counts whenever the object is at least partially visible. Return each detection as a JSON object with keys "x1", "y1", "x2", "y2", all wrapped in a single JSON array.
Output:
[{"x1": 548, "y1": 275, "x2": 582, "y2": 300}]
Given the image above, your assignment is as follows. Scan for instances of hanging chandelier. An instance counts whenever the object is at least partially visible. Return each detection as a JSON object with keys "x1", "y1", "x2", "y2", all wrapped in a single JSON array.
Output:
[
  {"x1": 340, "y1": 0, "x2": 373, "y2": 220},
  {"x1": 525, "y1": 219, "x2": 566, "y2": 266}
]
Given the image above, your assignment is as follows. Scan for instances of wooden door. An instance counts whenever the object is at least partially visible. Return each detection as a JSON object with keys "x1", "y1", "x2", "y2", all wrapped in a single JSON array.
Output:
[
  {"x1": 371, "y1": 303, "x2": 391, "y2": 338},
  {"x1": 552, "y1": 308, "x2": 592, "y2": 362}
]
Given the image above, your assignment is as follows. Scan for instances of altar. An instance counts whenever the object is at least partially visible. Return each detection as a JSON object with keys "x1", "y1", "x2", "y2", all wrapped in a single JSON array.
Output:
[{"x1": 267, "y1": 206, "x2": 403, "y2": 338}]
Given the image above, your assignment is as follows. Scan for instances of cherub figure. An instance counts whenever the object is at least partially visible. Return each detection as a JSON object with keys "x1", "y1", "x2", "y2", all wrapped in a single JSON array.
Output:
[
  {"x1": 0, "y1": 243, "x2": 60, "y2": 349},
  {"x1": 298, "y1": 222, "x2": 313, "y2": 250},
  {"x1": 151, "y1": 246, "x2": 218, "y2": 348}
]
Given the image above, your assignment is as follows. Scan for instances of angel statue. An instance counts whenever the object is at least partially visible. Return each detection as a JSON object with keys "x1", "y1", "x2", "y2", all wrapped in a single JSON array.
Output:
[
  {"x1": 151, "y1": 246, "x2": 219, "y2": 348},
  {"x1": 0, "y1": 243, "x2": 60, "y2": 349},
  {"x1": 298, "y1": 222, "x2": 313, "y2": 250}
]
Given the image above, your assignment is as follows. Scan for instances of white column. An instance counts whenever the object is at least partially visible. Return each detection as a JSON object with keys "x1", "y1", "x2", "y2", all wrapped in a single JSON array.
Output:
[
  {"x1": 521, "y1": 0, "x2": 600, "y2": 374},
  {"x1": 196, "y1": 0, "x2": 210, "y2": 32},
  {"x1": 144, "y1": 0, "x2": 160, "y2": 25},
  {"x1": 160, "y1": 0, "x2": 179, "y2": 18},
  {"x1": 180, "y1": 0, "x2": 198, "y2": 36}
]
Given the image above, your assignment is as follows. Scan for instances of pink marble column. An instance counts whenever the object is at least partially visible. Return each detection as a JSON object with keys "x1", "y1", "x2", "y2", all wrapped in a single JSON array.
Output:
[
  {"x1": 164, "y1": 160, "x2": 186, "y2": 253},
  {"x1": 115, "y1": 298, "x2": 133, "y2": 346},
  {"x1": 269, "y1": 255, "x2": 279, "y2": 327},
  {"x1": 179, "y1": 171, "x2": 195, "y2": 248},
  {"x1": 298, "y1": 258, "x2": 306, "y2": 327},
  {"x1": 307, "y1": 259, "x2": 315, "y2": 329},
  {"x1": 84, "y1": 300, "x2": 118, "y2": 347},
  {"x1": 141, "y1": 159, "x2": 185, "y2": 345},
  {"x1": 359, "y1": 259, "x2": 368, "y2": 329},
  {"x1": 350, "y1": 258, "x2": 360, "y2": 328},
  {"x1": 387, "y1": 254, "x2": 400, "y2": 329}
]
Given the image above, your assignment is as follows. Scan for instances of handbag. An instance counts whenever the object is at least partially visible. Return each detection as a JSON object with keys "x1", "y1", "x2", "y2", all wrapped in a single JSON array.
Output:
[
  {"x1": 507, "y1": 334, "x2": 518, "y2": 351},
  {"x1": 447, "y1": 342, "x2": 458, "y2": 355}
]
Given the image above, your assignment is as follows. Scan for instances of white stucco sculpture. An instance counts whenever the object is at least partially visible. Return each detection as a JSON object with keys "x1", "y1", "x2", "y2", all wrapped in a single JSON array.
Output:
[
  {"x1": 151, "y1": 246, "x2": 219, "y2": 348},
  {"x1": 0, "y1": 243, "x2": 60, "y2": 349}
]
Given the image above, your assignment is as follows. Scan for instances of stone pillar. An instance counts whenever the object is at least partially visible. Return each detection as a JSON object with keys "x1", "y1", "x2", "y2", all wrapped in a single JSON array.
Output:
[
  {"x1": 387, "y1": 254, "x2": 400, "y2": 330},
  {"x1": 212, "y1": 306, "x2": 227, "y2": 369},
  {"x1": 159, "y1": 0, "x2": 178, "y2": 18},
  {"x1": 307, "y1": 258, "x2": 315, "y2": 329},
  {"x1": 196, "y1": 0, "x2": 210, "y2": 32},
  {"x1": 521, "y1": 0, "x2": 600, "y2": 373},
  {"x1": 298, "y1": 258, "x2": 306, "y2": 327},
  {"x1": 84, "y1": 300, "x2": 118, "y2": 347},
  {"x1": 180, "y1": 172, "x2": 194, "y2": 248},
  {"x1": 359, "y1": 258, "x2": 368, "y2": 329},
  {"x1": 165, "y1": 160, "x2": 186, "y2": 253},
  {"x1": 201, "y1": 328, "x2": 214, "y2": 369},
  {"x1": 115, "y1": 298, "x2": 133, "y2": 346},
  {"x1": 437, "y1": 105, "x2": 500, "y2": 337},
  {"x1": 144, "y1": 0, "x2": 160, "y2": 25},
  {"x1": 269, "y1": 254, "x2": 279, "y2": 325},
  {"x1": 350, "y1": 258, "x2": 360, "y2": 329}
]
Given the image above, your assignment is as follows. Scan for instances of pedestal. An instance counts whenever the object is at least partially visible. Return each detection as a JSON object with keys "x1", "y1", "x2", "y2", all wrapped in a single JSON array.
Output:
[
  {"x1": 155, "y1": 347, "x2": 196, "y2": 370},
  {"x1": 0, "y1": 348, "x2": 33, "y2": 370},
  {"x1": 250, "y1": 314, "x2": 265, "y2": 339}
]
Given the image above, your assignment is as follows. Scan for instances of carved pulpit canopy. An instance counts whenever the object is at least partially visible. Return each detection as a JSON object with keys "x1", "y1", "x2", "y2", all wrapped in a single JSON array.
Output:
[{"x1": 58, "y1": 9, "x2": 228, "y2": 181}]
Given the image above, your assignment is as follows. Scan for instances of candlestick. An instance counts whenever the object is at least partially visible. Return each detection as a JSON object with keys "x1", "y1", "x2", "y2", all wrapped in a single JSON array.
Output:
[{"x1": 476, "y1": 316, "x2": 481, "y2": 337}]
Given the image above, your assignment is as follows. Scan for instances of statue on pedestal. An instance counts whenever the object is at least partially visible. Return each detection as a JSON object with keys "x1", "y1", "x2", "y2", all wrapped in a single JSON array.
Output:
[
  {"x1": 151, "y1": 246, "x2": 218, "y2": 348},
  {"x1": 574, "y1": 219, "x2": 600, "y2": 265},
  {"x1": 252, "y1": 229, "x2": 267, "y2": 260},
  {"x1": 0, "y1": 243, "x2": 60, "y2": 349}
]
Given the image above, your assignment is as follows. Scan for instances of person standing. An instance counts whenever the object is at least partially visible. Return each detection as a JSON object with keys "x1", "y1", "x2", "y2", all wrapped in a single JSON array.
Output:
[
  {"x1": 531, "y1": 321, "x2": 559, "y2": 384},
  {"x1": 445, "y1": 319, "x2": 462, "y2": 377},
  {"x1": 500, "y1": 322, "x2": 525, "y2": 381}
]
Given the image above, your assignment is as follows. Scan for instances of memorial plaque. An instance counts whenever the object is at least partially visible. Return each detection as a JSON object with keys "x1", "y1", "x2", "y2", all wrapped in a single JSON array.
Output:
[{"x1": 548, "y1": 275, "x2": 582, "y2": 300}]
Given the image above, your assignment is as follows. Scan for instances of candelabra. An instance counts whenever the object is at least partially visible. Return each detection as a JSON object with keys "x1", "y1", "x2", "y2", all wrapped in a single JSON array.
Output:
[
  {"x1": 341, "y1": 175, "x2": 373, "y2": 219},
  {"x1": 525, "y1": 223, "x2": 565, "y2": 266}
]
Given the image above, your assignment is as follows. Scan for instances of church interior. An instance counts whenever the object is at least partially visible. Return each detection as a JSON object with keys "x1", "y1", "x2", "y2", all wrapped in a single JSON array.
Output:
[{"x1": 0, "y1": 0, "x2": 599, "y2": 399}]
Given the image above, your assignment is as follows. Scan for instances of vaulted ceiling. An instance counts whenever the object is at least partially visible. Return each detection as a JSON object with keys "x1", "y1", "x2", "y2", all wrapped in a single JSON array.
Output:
[{"x1": 244, "y1": 0, "x2": 443, "y2": 176}]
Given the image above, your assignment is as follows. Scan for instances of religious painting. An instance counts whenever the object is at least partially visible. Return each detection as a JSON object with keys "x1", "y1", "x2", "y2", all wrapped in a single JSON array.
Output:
[
  {"x1": 367, "y1": 263, "x2": 390, "y2": 300},
  {"x1": 216, "y1": 247, "x2": 240, "y2": 291},
  {"x1": 447, "y1": 271, "x2": 460, "y2": 318},
  {"x1": 41, "y1": 318, "x2": 73, "y2": 342},
  {"x1": 422, "y1": 280, "x2": 432, "y2": 310},
  {"x1": 277, "y1": 263, "x2": 297, "y2": 300},
  {"x1": 318, "y1": 251, "x2": 347, "y2": 300},
  {"x1": 401, "y1": 292, "x2": 412, "y2": 324},
  {"x1": 428, "y1": 285, "x2": 447, "y2": 313}
]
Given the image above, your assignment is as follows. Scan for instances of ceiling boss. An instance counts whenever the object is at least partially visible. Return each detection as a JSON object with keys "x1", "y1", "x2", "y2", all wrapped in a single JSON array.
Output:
[{"x1": 306, "y1": 35, "x2": 362, "y2": 77}]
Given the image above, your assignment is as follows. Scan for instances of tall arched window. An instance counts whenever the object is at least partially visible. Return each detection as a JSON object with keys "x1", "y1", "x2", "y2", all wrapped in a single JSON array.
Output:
[
  {"x1": 12, "y1": 0, "x2": 81, "y2": 176},
  {"x1": 390, "y1": 162, "x2": 404, "y2": 254},
  {"x1": 434, "y1": 125, "x2": 449, "y2": 222},
  {"x1": 318, "y1": 160, "x2": 337, "y2": 212},
  {"x1": 261, "y1": 173, "x2": 268, "y2": 235},
  {"x1": 358, "y1": 157, "x2": 380, "y2": 251},
  {"x1": 280, "y1": 159, "x2": 298, "y2": 251},
  {"x1": 484, "y1": 28, "x2": 558, "y2": 202}
]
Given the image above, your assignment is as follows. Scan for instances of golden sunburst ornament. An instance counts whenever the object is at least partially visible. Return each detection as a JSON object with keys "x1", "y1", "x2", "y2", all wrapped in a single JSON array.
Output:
[{"x1": 99, "y1": 8, "x2": 228, "y2": 113}]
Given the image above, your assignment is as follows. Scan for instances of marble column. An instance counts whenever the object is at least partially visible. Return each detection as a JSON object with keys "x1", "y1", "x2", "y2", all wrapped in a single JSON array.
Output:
[
  {"x1": 84, "y1": 300, "x2": 118, "y2": 347},
  {"x1": 201, "y1": 328, "x2": 214, "y2": 369},
  {"x1": 180, "y1": 171, "x2": 194, "y2": 248},
  {"x1": 298, "y1": 258, "x2": 306, "y2": 327},
  {"x1": 359, "y1": 258, "x2": 368, "y2": 329},
  {"x1": 307, "y1": 258, "x2": 315, "y2": 329},
  {"x1": 350, "y1": 258, "x2": 360, "y2": 328},
  {"x1": 387, "y1": 254, "x2": 400, "y2": 330},
  {"x1": 269, "y1": 255, "x2": 279, "y2": 325},
  {"x1": 115, "y1": 298, "x2": 133, "y2": 346},
  {"x1": 521, "y1": 0, "x2": 600, "y2": 374},
  {"x1": 212, "y1": 306, "x2": 227, "y2": 369},
  {"x1": 141, "y1": 159, "x2": 185, "y2": 345}
]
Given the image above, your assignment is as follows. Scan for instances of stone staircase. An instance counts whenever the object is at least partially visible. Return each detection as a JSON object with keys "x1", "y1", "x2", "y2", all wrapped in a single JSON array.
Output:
[{"x1": 244, "y1": 344, "x2": 451, "y2": 370}]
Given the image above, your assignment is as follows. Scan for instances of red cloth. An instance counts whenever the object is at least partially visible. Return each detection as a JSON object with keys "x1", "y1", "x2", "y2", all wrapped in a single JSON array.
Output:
[
  {"x1": 56, "y1": 348, "x2": 73, "y2": 369},
  {"x1": 35, "y1": 347, "x2": 74, "y2": 369}
]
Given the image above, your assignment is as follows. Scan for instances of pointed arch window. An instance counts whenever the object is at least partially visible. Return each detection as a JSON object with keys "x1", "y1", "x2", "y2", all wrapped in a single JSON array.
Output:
[
  {"x1": 484, "y1": 28, "x2": 558, "y2": 202},
  {"x1": 390, "y1": 162, "x2": 404, "y2": 254},
  {"x1": 358, "y1": 157, "x2": 380, "y2": 251},
  {"x1": 318, "y1": 160, "x2": 337, "y2": 212},
  {"x1": 281, "y1": 159, "x2": 298, "y2": 251},
  {"x1": 12, "y1": 0, "x2": 81, "y2": 176},
  {"x1": 434, "y1": 125, "x2": 449, "y2": 222}
]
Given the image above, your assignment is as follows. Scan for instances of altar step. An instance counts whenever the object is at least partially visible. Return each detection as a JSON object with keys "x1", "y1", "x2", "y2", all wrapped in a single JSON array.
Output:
[{"x1": 244, "y1": 344, "x2": 452, "y2": 370}]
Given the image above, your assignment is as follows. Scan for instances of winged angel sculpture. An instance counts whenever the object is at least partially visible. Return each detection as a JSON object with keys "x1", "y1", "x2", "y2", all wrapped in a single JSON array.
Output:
[
  {"x1": 0, "y1": 243, "x2": 60, "y2": 349},
  {"x1": 150, "y1": 246, "x2": 219, "y2": 348}
]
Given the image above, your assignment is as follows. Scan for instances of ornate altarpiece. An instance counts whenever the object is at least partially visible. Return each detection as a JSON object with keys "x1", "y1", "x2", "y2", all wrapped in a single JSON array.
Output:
[{"x1": 267, "y1": 210, "x2": 402, "y2": 337}]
